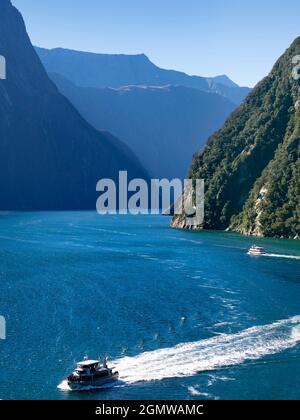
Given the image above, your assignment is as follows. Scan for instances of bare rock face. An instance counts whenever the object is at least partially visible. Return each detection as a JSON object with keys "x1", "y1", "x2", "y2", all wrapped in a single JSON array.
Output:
[{"x1": 0, "y1": 1, "x2": 147, "y2": 210}]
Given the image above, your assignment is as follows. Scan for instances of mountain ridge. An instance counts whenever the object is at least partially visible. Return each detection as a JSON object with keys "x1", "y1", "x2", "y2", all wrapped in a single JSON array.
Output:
[
  {"x1": 35, "y1": 46, "x2": 250, "y2": 105},
  {"x1": 0, "y1": 0, "x2": 148, "y2": 210},
  {"x1": 171, "y1": 37, "x2": 300, "y2": 239}
]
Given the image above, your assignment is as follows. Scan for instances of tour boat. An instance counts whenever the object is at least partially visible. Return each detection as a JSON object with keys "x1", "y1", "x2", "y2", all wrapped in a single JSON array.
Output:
[
  {"x1": 66, "y1": 358, "x2": 119, "y2": 390},
  {"x1": 247, "y1": 245, "x2": 267, "y2": 256}
]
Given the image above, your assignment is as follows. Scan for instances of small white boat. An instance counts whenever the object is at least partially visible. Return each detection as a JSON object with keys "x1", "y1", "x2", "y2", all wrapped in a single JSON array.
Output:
[
  {"x1": 66, "y1": 358, "x2": 119, "y2": 390},
  {"x1": 247, "y1": 245, "x2": 267, "y2": 256}
]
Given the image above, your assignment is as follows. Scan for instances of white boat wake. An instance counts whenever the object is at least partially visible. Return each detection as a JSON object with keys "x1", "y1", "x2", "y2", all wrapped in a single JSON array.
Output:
[
  {"x1": 111, "y1": 316, "x2": 300, "y2": 383},
  {"x1": 58, "y1": 316, "x2": 300, "y2": 390},
  {"x1": 265, "y1": 253, "x2": 300, "y2": 260}
]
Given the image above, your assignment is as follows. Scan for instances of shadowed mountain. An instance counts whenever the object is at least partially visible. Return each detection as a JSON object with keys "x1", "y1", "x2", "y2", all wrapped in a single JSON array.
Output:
[
  {"x1": 36, "y1": 46, "x2": 250, "y2": 105},
  {"x1": 0, "y1": 0, "x2": 148, "y2": 210},
  {"x1": 49, "y1": 73, "x2": 236, "y2": 179}
]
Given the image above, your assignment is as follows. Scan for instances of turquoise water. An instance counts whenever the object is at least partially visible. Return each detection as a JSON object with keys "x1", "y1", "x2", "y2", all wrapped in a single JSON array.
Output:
[{"x1": 0, "y1": 212, "x2": 300, "y2": 400}]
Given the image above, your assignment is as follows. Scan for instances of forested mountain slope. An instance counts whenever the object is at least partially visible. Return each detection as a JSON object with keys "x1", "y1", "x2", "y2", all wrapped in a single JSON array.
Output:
[{"x1": 172, "y1": 37, "x2": 300, "y2": 239}]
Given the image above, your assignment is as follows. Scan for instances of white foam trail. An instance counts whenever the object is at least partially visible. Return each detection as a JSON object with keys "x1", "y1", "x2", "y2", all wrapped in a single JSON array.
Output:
[
  {"x1": 188, "y1": 386, "x2": 213, "y2": 398},
  {"x1": 113, "y1": 316, "x2": 300, "y2": 383},
  {"x1": 188, "y1": 386, "x2": 202, "y2": 396},
  {"x1": 58, "y1": 380, "x2": 72, "y2": 391},
  {"x1": 265, "y1": 253, "x2": 300, "y2": 260},
  {"x1": 207, "y1": 374, "x2": 235, "y2": 387}
]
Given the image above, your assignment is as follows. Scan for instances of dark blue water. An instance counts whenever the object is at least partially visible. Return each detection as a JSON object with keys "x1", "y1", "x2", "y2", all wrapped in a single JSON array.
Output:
[{"x1": 0, "y1": 212, "x2": 300, "y2": 400}]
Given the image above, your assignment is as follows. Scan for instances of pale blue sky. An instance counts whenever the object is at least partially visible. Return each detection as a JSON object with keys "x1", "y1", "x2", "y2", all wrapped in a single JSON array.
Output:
[{"x1": 12, "y1": 0, "x2": 300, "y2": 87}]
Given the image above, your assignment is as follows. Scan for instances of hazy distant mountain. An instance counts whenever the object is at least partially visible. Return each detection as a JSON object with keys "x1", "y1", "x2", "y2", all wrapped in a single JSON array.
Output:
[
  {"x1": 49, "y1": 73, "x2": 235, "y2": 179},
  {"x1": 172, "y1": 37, "x2": 300, "y2": 239},
  {"x1": 36, "y1": 47, "x2": 250, "y2": 105},
  {"x1": 0, "y1": 0, "x2": 147, "y2": 210},
  {"x1": 211, "y1": 75, "x2": 239, "y2": 88}
]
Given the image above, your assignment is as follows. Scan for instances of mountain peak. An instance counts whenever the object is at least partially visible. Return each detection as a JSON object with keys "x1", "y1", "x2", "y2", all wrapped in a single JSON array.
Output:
[
  {"x1": 210, "y1": 74, "x2": 239, "y2": 88},
  {"x1": 36, "y1": 46, "x2": 250, "y2": 104},
  {"x1": 0, "y1": 0, "x2": 147, "y2": 210}
]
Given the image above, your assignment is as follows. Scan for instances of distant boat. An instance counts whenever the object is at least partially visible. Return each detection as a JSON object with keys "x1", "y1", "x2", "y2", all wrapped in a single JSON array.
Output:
[
  {"x1": 247, "y1": 245, "x2": 267, "y2": 256},
  {"x1": 66, "y1": 358, "x2": 119, "y2": 390}
]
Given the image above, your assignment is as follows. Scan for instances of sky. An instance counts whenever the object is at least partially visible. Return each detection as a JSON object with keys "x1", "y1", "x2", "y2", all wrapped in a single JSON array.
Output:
[{"x1": 12, "y1": 0, "x2": 300, "y2": 87}]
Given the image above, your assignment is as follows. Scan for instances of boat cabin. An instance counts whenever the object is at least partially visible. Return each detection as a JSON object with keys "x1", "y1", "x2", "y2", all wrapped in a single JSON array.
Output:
[
  {"x1": 67, "y1": 358, "x2": 119, "y2": 387},
  {"x1": 76, "y1": 360, "x2": 100, "y2": 374}
]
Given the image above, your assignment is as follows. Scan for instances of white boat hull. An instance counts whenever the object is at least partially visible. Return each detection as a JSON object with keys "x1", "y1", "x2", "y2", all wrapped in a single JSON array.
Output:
[
  {"x1": 68, "y1": 372, "x2": 119, "y2": 390},
  {"x1": 247, "y1": 251, "x2": 266, "y2": 256}
]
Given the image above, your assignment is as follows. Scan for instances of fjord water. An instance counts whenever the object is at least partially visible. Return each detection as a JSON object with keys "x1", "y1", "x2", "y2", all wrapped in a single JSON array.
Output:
[{"x1": 0, "y1": 212, "x2": 300, "y2": 400}]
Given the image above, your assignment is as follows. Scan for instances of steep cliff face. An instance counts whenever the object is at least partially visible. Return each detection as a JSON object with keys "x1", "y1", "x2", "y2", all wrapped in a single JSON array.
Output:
[
  {"x1": 172, "y1": 37, "x2": 300, "y2": 239},
  {"x1": 232, "y1": 108, "x2": 300, "y2": 238},
  {"x1": 0, "y1": 0, "x2": 147, "y2": 210}
]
